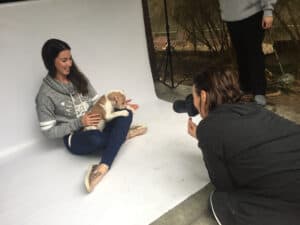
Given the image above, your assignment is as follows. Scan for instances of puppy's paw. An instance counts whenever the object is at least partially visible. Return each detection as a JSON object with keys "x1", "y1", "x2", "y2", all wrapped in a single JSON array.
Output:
[
  {"x1": 119, "y1": 110, "x2": 129, "y2": 117},
  {"x1": 84, "y1": 126, "x2": 97, "y2": 131}
]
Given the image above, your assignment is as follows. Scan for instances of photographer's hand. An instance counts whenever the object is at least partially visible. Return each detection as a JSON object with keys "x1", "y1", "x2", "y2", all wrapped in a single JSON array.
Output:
[{"x1": 187, "y1": 117, "x2": 197, "y2": 138}]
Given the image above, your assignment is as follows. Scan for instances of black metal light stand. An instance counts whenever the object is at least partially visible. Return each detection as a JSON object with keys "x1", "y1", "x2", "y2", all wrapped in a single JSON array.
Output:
[
  {"x1": 159, "y1": 0, "x2": 188, "y2": 88},
  {"x1": 161, "y1": 0, "x2": 175, "y2": 88}
]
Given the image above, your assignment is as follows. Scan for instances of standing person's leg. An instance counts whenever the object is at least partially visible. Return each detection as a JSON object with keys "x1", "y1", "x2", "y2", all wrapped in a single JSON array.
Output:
[
  {"x1": 227, "y1": 21, "x2": 251, "y2": 93},
  {"x1": 243, "y1": 11, "x2": 266, "y2": 97}
]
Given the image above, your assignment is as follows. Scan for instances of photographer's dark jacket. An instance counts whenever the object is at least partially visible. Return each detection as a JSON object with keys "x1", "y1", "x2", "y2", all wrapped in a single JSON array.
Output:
[{"x1": 197, "y1": 103, "x2": 300, "y2": 225}]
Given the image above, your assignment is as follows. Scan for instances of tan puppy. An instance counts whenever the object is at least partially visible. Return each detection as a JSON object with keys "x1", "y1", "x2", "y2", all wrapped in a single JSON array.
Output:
[{"x1": 84, "y1": 90, "x2": 129, "y2": 131}]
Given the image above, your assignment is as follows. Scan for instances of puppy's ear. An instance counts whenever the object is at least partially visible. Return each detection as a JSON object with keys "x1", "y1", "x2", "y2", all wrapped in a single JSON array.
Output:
[
  {"x1": 112, "y1": 96, "x2": 118, "y2": 106},
  {"x1": 114, "y1": 95, "x2": 122, "y2": 105},
  {"x1": 107, "y1": 92, "x2": 115, "y2": 101},
  {"x1": 107, "y1": 93, "x2": 116, "y2": 105}
]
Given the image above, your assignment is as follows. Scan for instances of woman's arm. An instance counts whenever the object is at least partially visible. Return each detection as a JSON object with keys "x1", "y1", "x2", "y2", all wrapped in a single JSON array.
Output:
[
  {"x1": 187, "y1": 117, "x2": 197, "y2": 138},
  {"x1": 201, "y1": 144, "x2": 235, "y2": 191},
  {"x1": 261, "y1": 0, "x2": 277, "y2": 29},
  {"x1": 197, "y1": 124, "x2": 235, "y2": 191},
  {"x1": 36, "y1": 95, "x2": 82, "y2": 139},
  {"x1": 261, "y1": 0, "x2": 277, "y2": 17}
]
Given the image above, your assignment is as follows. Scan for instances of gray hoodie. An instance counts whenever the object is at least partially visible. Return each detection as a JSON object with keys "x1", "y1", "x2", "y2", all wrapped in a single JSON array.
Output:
[
  {"x1": 35, "y1": 75, "x2": 98, "y2": 139},
  {"x1": 218, "y1": 0, "x2": 277, "y2": 22}
]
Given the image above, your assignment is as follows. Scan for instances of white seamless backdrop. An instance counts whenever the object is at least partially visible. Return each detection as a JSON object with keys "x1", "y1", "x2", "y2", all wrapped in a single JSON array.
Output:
[
  {"x1": 0, "y1": 0, "x2": 156, "y2": 151},
  {"x1": 0, "y1": 1, "x2": 209, "y2": 225}
]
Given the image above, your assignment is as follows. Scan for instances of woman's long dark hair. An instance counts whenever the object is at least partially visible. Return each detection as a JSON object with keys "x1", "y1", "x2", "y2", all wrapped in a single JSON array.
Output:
[
  {"x1": 193, "y1": 66, "x2": 242, "y2": 111},
  {"x1": 41, "y1": 38, "x2": 88, "y2": 95}
]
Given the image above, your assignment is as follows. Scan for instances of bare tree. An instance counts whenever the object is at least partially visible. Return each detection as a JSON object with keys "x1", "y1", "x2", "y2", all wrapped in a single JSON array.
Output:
[
  {"x1": 274, "y1": 0, "x2": 300, "y2": 48},
  {"x1": 173, "y1": 0, "x2": 230, "y2": 54}
]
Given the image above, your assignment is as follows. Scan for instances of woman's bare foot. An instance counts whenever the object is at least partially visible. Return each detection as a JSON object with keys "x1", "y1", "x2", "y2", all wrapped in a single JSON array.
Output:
[
  {"x1": 85, "y1": 163, "x2": 109, "y2": 193},
  {"x1": 126, "y1": 125, "x2": 148, "y2": 140},
  {"x1": 126, "y1": 124, "x2": 147, "y2": 140}
]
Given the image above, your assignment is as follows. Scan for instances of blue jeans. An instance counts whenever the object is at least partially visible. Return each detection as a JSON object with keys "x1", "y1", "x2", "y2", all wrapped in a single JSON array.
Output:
[{"x1": 63, "y1": 110, "x2": 132, "y2": 167}]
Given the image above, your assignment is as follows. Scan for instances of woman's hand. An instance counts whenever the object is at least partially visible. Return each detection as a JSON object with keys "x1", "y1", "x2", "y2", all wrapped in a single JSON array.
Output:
[
  {"x1": 81, "y1": 112, "x2": 101, "y2": 127},
  {"x1": 126, "y1": 99, "x2": 139, "y2": 111},
  {"x1": 262, "y1": 16, "x2": 273, "y2": 29},
  {"x1": 187, "y1": 117, "x2": 197, "y2": 138}
]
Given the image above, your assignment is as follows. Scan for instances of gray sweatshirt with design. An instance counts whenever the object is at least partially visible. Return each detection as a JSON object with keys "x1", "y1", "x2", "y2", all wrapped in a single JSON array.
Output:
[
  {"x1": 219, "y1": 0, "x2": 277, "y2": 22},
  {"x1": 35, "y1": 75, "x2": 98, "y2": 139}
]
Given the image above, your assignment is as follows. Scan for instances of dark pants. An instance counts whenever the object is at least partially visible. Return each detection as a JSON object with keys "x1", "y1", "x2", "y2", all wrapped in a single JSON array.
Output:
[
  {"x1": 226, "y1": 11, "x2": 266, "y2": 95},
  {"x1": 63, "y1": 110, "x2": 132, "y2": 167}
]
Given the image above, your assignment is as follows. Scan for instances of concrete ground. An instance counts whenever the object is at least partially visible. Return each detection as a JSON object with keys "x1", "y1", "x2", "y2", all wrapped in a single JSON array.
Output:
[
  {"x1": 151, "y1": 81, "x2": 300, "y2": 225},
  {"x1": 150, "y1": 183, "x2": 217, "y2": 225}
]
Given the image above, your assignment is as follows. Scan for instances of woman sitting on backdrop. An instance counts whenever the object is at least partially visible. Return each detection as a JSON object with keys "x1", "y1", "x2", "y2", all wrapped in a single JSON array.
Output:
[
  {"x1": 35, "y1": 39, "x2": 147, "y2": 193},
  {"x1": 180, "y1": 66, "x2": 300, "y2": 225}
]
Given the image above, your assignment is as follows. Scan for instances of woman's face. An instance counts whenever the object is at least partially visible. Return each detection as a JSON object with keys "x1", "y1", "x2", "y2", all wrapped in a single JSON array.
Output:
[{"x1": 54, "y1": 50, "x2": 72, "y2": 78}]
